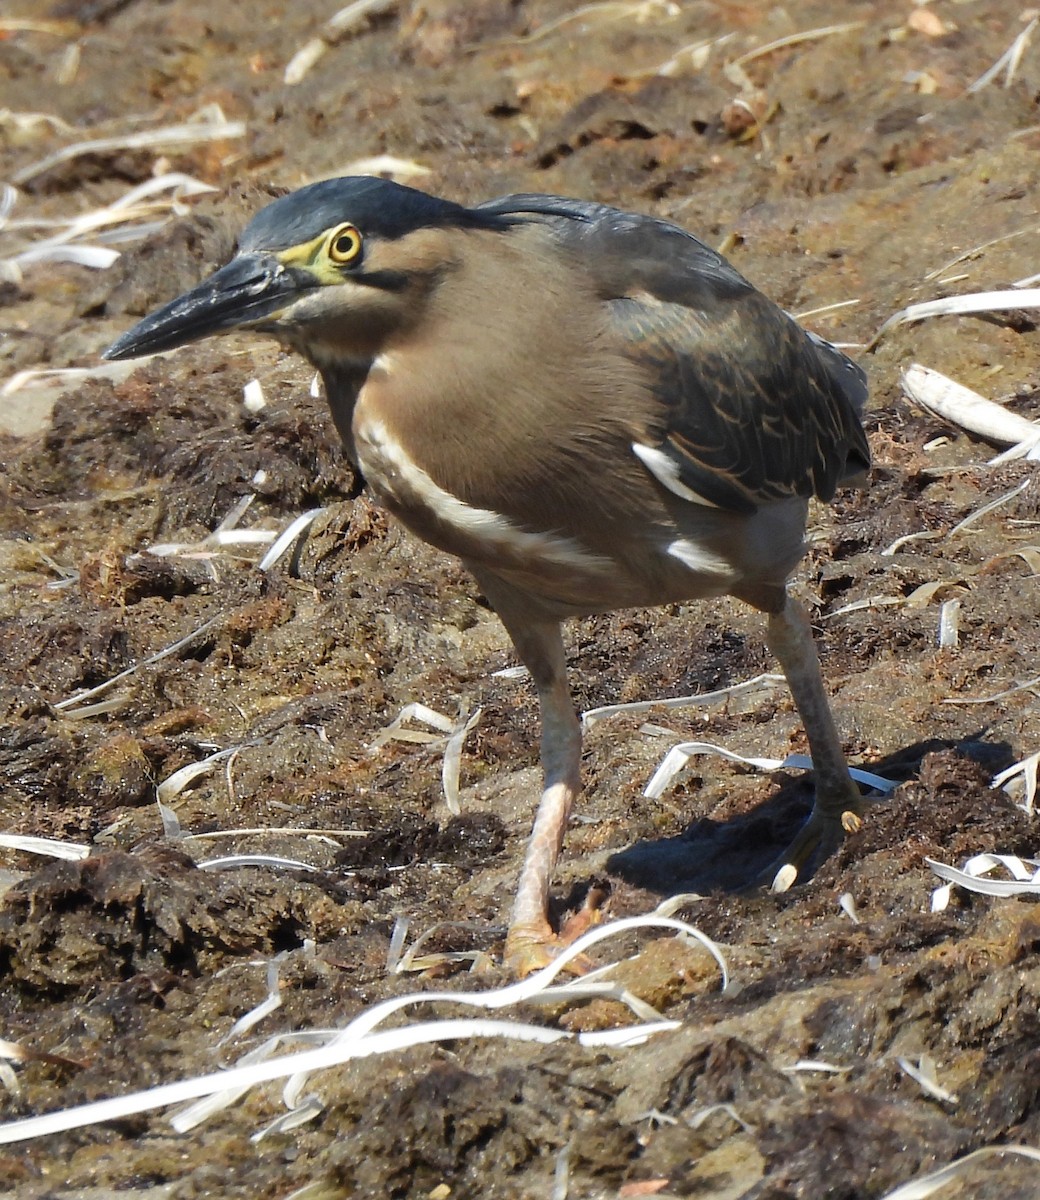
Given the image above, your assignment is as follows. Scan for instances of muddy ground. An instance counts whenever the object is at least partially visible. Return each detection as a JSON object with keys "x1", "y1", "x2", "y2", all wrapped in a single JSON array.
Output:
[{"x1": 1, "y1": 0, "x2": 1040, "y2": 1196}]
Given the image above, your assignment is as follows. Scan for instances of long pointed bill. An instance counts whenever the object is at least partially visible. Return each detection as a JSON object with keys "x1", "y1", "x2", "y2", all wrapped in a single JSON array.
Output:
[{"x1": 102, "y1": 253, "x2": 314, "y2": 361}]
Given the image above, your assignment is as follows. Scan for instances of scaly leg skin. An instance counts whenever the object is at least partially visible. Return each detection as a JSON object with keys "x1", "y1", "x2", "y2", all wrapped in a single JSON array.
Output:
[
  {"x1": 472, "y1": 568, "x2": 599, "y2": 975},
  {"x1": 504, "y1": 661, "x2": 600, "y2": 976},
  {"x1": 759, "y1": 593, "x2": 865, "y2": 892}
]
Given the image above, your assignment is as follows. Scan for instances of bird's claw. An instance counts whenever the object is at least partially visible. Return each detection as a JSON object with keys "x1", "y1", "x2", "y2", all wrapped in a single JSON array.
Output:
[
  {"x1": 504, "y1": 888, "x2": 606, "y2": 977},
  {"x1": 841, "y1": 808, "x2": 863, "y2": 834},
  {"x1": 758, "y1": 797, "x2": 865, "y2": 892}
]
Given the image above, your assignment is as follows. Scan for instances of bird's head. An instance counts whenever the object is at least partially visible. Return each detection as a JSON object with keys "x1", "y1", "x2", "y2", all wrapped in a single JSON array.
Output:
[{"x1": 103, "y1": 176, "x2": 507, "y2": 368}]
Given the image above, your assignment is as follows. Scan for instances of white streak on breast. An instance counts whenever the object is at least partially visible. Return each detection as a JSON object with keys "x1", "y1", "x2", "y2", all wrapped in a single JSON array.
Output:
[
  {"x1": 667, "y1": 537, "x2": 735, "y2": 579},
  {"x1": 357, "y1": 417, "x2": 613, "y2": 573},
  {"x1": 632, "y1": 442, "x2": 721, "y2": 508},
  {"x1": 370, "y1": 352, "x2": 396, "y2": 378}
]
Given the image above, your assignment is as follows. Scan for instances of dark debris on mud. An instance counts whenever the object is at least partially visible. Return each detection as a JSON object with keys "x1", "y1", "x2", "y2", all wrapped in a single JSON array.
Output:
[{"x1": 2, "y1": 1, "x2": 1040, "y2": 1197}]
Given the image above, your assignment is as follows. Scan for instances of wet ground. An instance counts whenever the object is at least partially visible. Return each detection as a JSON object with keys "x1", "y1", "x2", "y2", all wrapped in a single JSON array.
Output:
[{"x1": 2, "y1": 0, "x2": 1040, "y2": 1196}]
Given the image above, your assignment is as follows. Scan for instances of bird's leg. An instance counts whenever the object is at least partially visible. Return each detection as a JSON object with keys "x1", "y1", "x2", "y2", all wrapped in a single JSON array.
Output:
[
  {"x1": 471, "y1": 570, "x2": 595, "y2": 973},
  {"x1": 506, "y1": 659, "x2": 585, "y2": 972},
  {"x1": 761, "y1": 592, "x2": 864, "y2": 890}
]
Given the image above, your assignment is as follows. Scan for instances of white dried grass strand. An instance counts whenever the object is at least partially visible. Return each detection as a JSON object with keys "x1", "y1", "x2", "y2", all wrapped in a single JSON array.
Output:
[
  {"x1": 257, "y1": 508, "x2": 325, "y2": 572},
  {"x1": 900, "y1": 364, "x2": 1040, "y2": 448},
  {"x1": 937, "y1": 599, "x2": 961, "y2": 648},
  {"x1": 583, "y1": 672, "x2": 784, "y2": 729},
  {"x1": 284, "y1": 40, "x2": 328, "y2": 85},
  {"x1": 655, "y1": 32, "x2": 734, "y2": 76},
  {"x1": 927, "y1": 223, "x2": 1040, "y2": 282},
  {"x1": 492, "y1": 665, "x2": 529, "y2": 679},
  {"x1": 368, "y1": 702, "x2": 456, "y2": 751},
  {"x1": 0, "y1": 919, "x2": 712, "y2": 1142},
  {"x1": 781, "y1": 1060, "x2": 851, "y2": 1074},
  {"x1": 207, "y1": 529, "x2": 277, "y2": 547},
  {"x1": 393, "y1": 916, "x2": 729, "y2": 1022},
  {"x1": 6, "y1": 173, "x2": 214, "y2": 270},
  {"x1": 281, "y1": 1184, "x2": 342, "y2": 1200},
  {"x1": 0, "y1": 101, "x2": 73, "y2": 129},
  {"x1": 651, "y1": 892, "x2": 705, "y2": 916},
  {"x1": 1, "y1": 362, "x2": 139, "y2": 398},
  {"x1": 340, "y1": 915, "x2": 728, "y2": 1045},
  {"x1": 156, "y1": 799, "x2": 182, "y2": 839},
  {"x1": 801, "y1": 757, "x2": 897, "y2": 792},
  {"x1": 534, "y1": 980, "x2": 665, "y2": 1024},
  {"x1": 838, "y1": 893, "x2": 860, "y2": 924},
  {"x1": 0, "y1": 834, "x2": 90, "y2": 861},
  {"x1": 943, "y1": 675, "x2": 1040, "y2": 706},
  {"x1": 961, "y1": 852, "x2": 1038, "y2": 881},
  {"x1": 948, "y1": 478, "x2": 1030, "y2": 536},
  {"x1": 791, "y1": 298, "x2": 861, "y2": 322},
  {"x1": 216, "y1": 956, "x2": 285, "y2": 1049},
  {"x1": 0, "y1": 184, "x2": 16, "y2": 224},
  {"x1": 242, "y1": 379, "x2": 266, "y2": 413},
  {"x1": 318, "y1": 0, "x2": 398, "y2": 39},
  {"x1": 15, "y1": 244, "x2": 119, "y2": 268},
  {"x1": 883, "y1": 480, "x2": 1031, "y2": 561},
  {"x1": 644, "y1": 745, "x2": 896, "y2": 800},
  {"x1": 63, "y1": 693, "x2": 134, "y2": 718},
  {"x1": 339, "y1": 155, "x2": 431, "y2": 180},
  {"x1": 442, "y1": 706, "x2": 482, "y2": 815},
  {"x1": 214, "y1": 493, "x2": 256, "y2": 532},
  {"x1": 196, "y1": 855, "x2": 319, "y2": 873},
  {"x1": 644, "y1": 742, "x2": 787, "y2": 798},
  {"x1": 883, "y1": 290, "x2": 1040, "y2": 334},
  {"x1": 879, "y1": 1144, "x2": 1040, "y2": 1200},
  {"x1": 825, "y1": 594, "x2": 914, "y2": 616},
  {"x1": 881, "y1": 530, "x2": 943, "y2": 555},
  {"x1": 170, "y1": 1032, "x2": 331, "y2": 1132},
  {"x1": 926, "y1": 855, "x2": 1040, "y2": 897},
  {"x1": 930, "y1": 883, "x2": 952, "y2": 912},
  {"x1": 53, "y1": 615, "x2": 221, "y2": 711},
  {"x1": 222, "y1": 991, "x2": 283, "y2": 1043},
  {"x1": 896, "y1": 1055, "x2": 958, "y2": 1104},
  {"x1": 0, "y1": 994, "x2": 680, "y2": 1143},
  {"x1": 966, "y1": 15, "x2": 1038, "y2": 93},
  {"x1": 945, "y1": 676, "x2": 1040, "y2": 700},
  {"x1": 552, "y1": 1142, "x2": 572, "y2": 1200},
  {"x1": 11, "y1": 112, "x2": 246, "y2": 186},
  {"x1": 0, "y1": 1040, "x2": 29, "y2": 1065},
  {"x1": 157, "y1": 748, "x2": 238, "y2": 805},
  {"x1": 512, "y1": 1, "x2": 678, "y2": 47},
  {"x1": 251, "y1": 1096, "x2": 324, "y2": 1141},
  {"x1": 992, "y1": 750, "x2": 1039, "y2": 816},
  {"x1": 284, "y1": 0, "x2": 398, "y2": 84},
  {"x1": 686, "y1": 1102, "x2": 750, "y2": 1131},
  {"x1": 181, "y1": 826, "x2": 368, "y2": 842},
  {"x1": 988, "y1": 436, "x2": 1040, "y2": 465},
  {"x1": 386, "y1": 916, "x2": 410, "y2": 973},
  {"x1": 732, "y1": 21, "x2": 863, "y2": 66}
]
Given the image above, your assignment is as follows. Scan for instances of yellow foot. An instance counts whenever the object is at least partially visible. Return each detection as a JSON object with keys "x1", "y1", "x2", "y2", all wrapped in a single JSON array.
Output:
[
  {"x1": 504, "y1": 886, "x2": 608, "y2": 977},
  {"x1": 756, "y1": 800, "x2": 864, "y2": 893}
]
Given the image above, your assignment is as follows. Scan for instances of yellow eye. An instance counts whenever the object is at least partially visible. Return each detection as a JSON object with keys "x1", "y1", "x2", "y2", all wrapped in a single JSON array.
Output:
[{"x1": 328, "y1": 223, "x2": 362, "y2": 265}]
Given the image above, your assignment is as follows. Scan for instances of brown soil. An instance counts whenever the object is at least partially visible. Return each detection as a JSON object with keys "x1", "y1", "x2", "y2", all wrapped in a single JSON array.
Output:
[{"x1": 2, "y1": 1, "x2": 1040, "y2": 1196}]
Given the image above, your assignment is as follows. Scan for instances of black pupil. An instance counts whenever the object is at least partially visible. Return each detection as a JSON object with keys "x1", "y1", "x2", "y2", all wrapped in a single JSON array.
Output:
[{"x1": 335, "y1": 233, "x2": 356, "y2": 257}]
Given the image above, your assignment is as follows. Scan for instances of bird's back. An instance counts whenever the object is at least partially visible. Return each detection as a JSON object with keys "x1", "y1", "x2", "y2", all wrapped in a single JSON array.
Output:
[{"x1": 476, "y1": 194, "x2": 870, "y2": 516}]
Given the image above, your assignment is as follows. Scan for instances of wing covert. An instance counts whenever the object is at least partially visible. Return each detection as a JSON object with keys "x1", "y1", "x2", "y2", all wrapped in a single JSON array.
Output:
[{"x1": 474, "y1": 193, "x2": 869, "y2": 516}]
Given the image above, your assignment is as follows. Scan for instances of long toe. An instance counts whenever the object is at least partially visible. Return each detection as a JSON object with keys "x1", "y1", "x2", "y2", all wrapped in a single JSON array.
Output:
[
  {"x1": 504, "y1": 890, "x2": 606, "y2": 977},
  {"x1": 756, "y1": 791, "x2": 866, "y2": 893}
]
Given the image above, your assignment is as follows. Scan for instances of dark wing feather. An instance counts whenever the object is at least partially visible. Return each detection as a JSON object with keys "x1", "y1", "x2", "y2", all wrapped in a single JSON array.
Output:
[
  {"x1": 480, "y1": 195, "x2": 870, "y2": 515},
  {"x1": 609, "y1": 289, "x2": 869, "y2": 513}
]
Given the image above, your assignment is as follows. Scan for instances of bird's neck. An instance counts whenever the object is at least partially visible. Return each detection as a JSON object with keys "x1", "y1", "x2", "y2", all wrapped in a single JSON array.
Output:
[{"x1": 316, "y1": 356, "x2": 373, "y2": 465}]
